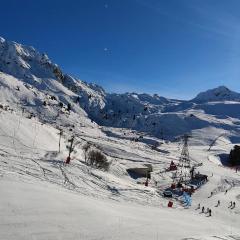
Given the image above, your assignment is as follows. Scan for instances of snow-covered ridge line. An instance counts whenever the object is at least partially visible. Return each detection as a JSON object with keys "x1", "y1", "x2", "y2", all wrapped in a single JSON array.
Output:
[
  {"x1": 191, "y1": 86, "x2": 240, "y2": 103},
  {"x1": 1, "y1": 36, "x2": 240, "y2": 140}
]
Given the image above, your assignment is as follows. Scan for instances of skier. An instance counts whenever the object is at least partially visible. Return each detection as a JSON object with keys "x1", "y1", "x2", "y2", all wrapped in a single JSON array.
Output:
[
  {"x1": 202, "y1": 206, "x2": 205, "y2": 213},
  {"x1": 66, "y1": 156, "x2": 71, "y2": 164},
  {"x1": 232, "y1": 202, "x2": 236, "y2": 208},
  {"x1": 217, "y1": 200, "x2": 220, "y2": 207},
  {"x1": 145, "y1": 179, "x2": 148, "y2": 187},
  {"x1": 209, "y1": 209, "x2": 212, "y2": 217},
  {"x1": 225, "y1": 189, "x2": 228, "y2": 194},
  {"x1": 208, "y1": 192, "x2": 213, "y2": 198}
]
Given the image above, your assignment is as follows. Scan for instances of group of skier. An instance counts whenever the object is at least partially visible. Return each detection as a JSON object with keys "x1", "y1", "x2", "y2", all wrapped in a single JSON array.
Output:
[
  {"x1": 198, "y1": 204, "x2": 212, "y2": 217},
  {"x1": 197, "y1": 199, "x2": 236, "y2": 217},
  {"x1": 229, "y1": 201, "x2": 236, "y2": 209}
]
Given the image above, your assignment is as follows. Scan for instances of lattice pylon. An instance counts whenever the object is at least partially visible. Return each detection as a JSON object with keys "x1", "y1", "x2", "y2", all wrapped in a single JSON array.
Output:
[{"x1": 175, "y1": 134, "x2": 191, "y2": 183}]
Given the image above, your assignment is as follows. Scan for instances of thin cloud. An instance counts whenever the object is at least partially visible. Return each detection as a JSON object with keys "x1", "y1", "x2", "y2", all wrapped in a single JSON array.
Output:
[
  {"x1": 134, "y1": 0, "x2": 240, "y2": 39},
  {"x1": 186, "y1": 1, "x2": 240, "y2": 38}
]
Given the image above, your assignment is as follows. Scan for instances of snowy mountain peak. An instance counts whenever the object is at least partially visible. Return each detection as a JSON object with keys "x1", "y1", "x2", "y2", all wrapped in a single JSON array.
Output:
[
  {"x1": 0, "y1": 37, "x2": 107, "y2": 106},
  {"x1": 192, "y1": 85, "x2": 240, "y2": 103},
  {"x1": 0, "y1": 36, "x2": 5, "y2": 43},
  {"x1": 0, "y1": 37, "x2": 57, "y2": 81}
]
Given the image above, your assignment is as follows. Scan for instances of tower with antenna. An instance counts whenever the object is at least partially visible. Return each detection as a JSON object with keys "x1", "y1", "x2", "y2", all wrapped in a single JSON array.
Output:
[{"x1": 175, "y1": 134, "x2": 192, "y2": 183}]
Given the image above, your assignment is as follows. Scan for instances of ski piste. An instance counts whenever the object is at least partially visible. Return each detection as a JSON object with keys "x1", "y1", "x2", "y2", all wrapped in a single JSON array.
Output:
[{"x1": 0, "y1": 37, "x2": 240, "y2": 240}]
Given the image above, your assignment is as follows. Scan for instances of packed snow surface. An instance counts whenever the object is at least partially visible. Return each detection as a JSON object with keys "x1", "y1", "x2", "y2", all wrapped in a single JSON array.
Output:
[{"x1": 0, "y1": 37, "x2": 240, "y2": 239}]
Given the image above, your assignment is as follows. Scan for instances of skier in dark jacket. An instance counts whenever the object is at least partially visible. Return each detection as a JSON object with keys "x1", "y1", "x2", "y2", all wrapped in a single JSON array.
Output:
[
  {"x1": 66, "y1": 156, "x2": 71, "y2": 164},
  {"x1": 209, "y1": 209, "x2": 212, "y2": 216}
]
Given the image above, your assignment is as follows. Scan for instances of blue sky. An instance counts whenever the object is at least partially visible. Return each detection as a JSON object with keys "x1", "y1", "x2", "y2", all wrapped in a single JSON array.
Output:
[{"x1": 1, "y1": 0, "x2": 240, "y2": 99}]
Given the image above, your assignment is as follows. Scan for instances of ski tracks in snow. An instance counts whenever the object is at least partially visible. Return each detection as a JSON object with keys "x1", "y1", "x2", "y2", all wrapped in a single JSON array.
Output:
[{"x1": 181, "y1": 235, "x2": 240, "y2": 240}]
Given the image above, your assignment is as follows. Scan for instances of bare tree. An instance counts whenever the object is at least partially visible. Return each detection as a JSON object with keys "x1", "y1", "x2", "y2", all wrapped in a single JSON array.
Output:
[
  {"x1": 86, "y1": 150, "x2": 110, "y2": 171},
  {"x1": 82, "y1": 143, "x2": 91, "y2": 162}
]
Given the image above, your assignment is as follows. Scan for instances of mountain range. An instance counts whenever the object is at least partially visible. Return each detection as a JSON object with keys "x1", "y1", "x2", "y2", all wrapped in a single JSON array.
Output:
[{"x1": 1, "y1": 36, "x2": 240, "y2": 140}]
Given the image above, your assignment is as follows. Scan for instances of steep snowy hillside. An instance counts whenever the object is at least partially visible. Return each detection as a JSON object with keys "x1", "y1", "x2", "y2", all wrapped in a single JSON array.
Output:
[
  {"x1": 0, "y1": 37, "x2": 172, "y2": 137},
  {"x1": 0, "y1": 71, "x2": 102, "y2": 138},
  {"x1": 0, "y1": 36, "x2": 106, "y2": 118}
]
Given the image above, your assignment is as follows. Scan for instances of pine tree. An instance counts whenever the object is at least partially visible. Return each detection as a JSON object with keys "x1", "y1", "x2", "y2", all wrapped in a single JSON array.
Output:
[{"x1": 229, "y1": 145, "x2": 240, "y2": 166}]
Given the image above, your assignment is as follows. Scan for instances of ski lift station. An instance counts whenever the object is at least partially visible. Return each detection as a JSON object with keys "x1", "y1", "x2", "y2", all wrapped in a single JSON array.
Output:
[
  {"x1": 127, "y1": 164, "x2": 153, "y2": 179},
  {"x1": 125, "y1": 134, "x2": 209, "y2": 207}
]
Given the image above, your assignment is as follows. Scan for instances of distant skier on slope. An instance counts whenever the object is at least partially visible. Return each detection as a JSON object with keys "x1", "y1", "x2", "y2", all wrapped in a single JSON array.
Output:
[
  {"x1": 66, "y1": 156, "x2": 71, "y2": 164},
  {"x1": 209, "y1": 209, "x2": 212, "y2": 217},
  {"x1": 145, "y1": 178, "x2": 148, "y2": 187},
  {"x1": 208, "y1": 192, "x2": 213, "y2": 198}
]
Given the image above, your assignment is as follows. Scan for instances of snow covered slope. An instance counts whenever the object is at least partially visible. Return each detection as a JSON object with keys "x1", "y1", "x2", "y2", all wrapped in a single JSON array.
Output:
[
  {"x1": 0, "y1": 37, "x2": 240, "y2": 239},
  {"x1": 1, "y1": 110, "x2": 240, "y2": 240}
]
